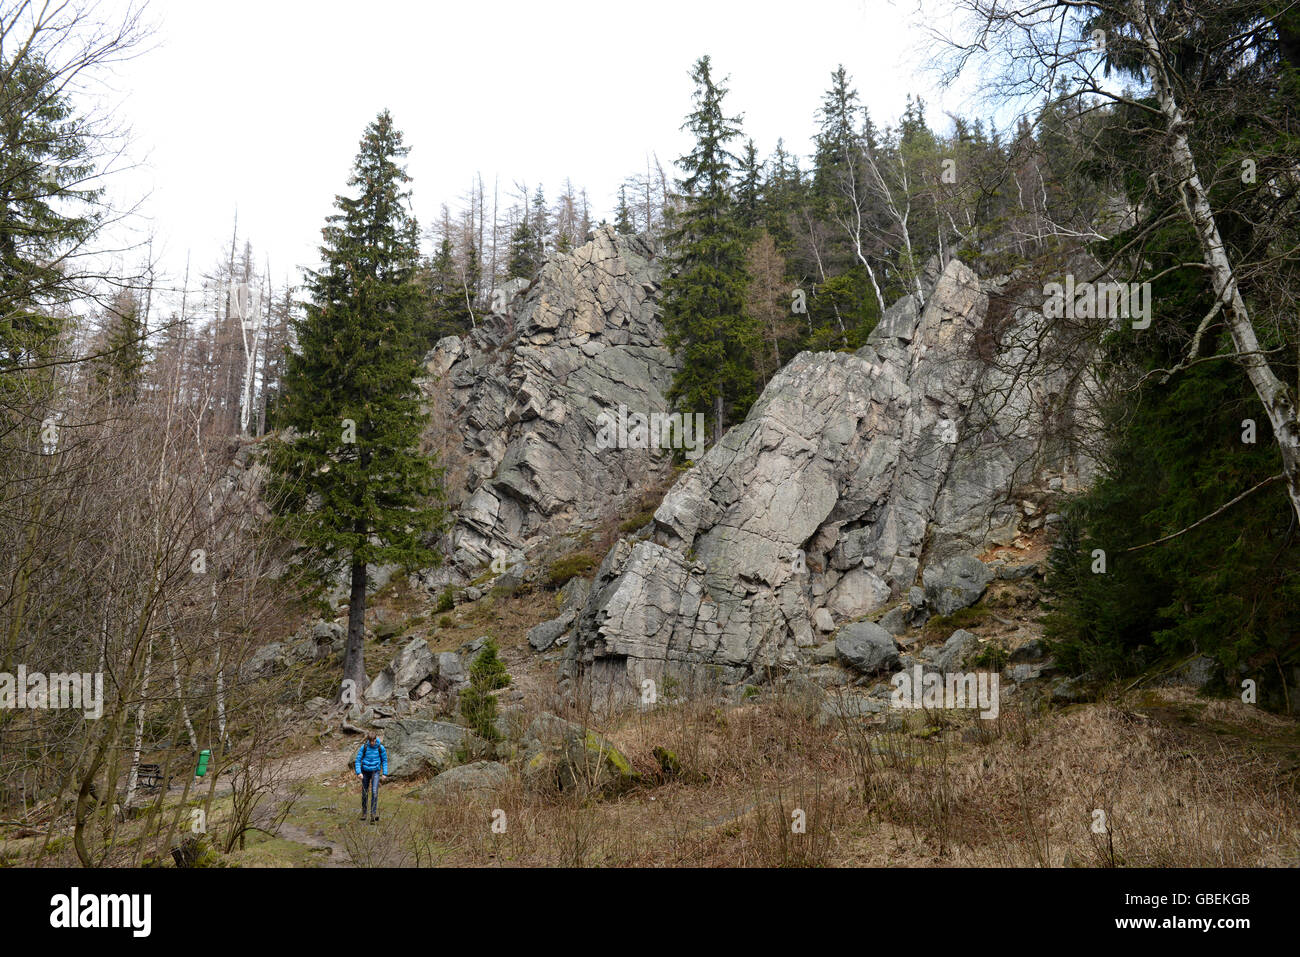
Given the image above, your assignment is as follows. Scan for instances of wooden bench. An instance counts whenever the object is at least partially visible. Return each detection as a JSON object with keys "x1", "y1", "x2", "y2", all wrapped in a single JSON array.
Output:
[{"x1": 137, "y1": 763, "x2": 165, "y2": 790}]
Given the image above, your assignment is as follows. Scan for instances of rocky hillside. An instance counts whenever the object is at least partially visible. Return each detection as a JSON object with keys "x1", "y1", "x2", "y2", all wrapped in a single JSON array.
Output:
[
  {"x1": 418, "y1": 226, "x2": 678, "y2": 580},
  {"x1": 555, "y1": 258, "x2": 1097, "y2": 705}
]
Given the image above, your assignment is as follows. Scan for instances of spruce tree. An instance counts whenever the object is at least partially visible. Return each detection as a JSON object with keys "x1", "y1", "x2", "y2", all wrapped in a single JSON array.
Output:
[
  {"x1": 661, "y1": 55, "x2": 761, "y2": 440},
  {"x1": 735, "y1": 138, "x2": 763, "y2": 233},
  {"x1": 459, "y1": 638, "x2": 511, "y2": 745},
  {"x1": 506, "y1": 219, "x2": 538, "y2": 279},
  {"x1": 806, "y1": 65, "x2": 881, "y2": 348},
  {"x1": 761, "y1": 139, "x2": 803, "y2": 256},
  {"x1": 528, "y1": 186, "x2": 549, "y2": 265},
  {"x1": 92, "y1": 290, "x2": 147, "y2": 402},
  {"x1": 0, "y1": 57, "x2": 101, "y2": 356},
  {"x1": 1, "y1": 54, "x2": 104, "y2": 430},
  {"x1": 268, "y1": 111, "x2": 446, "y2": 701},
  {"x1": 811, "y1": 66, "x2": 872, "y2": 210},
  {"x1": 418, "y1": 234, "x2": 473, "y2": 347},
  {"x1": 614, "y1": 185, "x2": 635, "y2": 235}
]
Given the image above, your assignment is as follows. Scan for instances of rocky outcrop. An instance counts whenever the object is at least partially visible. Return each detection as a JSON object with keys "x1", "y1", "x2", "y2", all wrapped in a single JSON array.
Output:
[
  {"x1": 364, "y1": 636, "x2": 436, "y2": 702},
  {"x1": 418, "y1": 226, "x2": 679, "y2": 581},
  {"x1": 240, "y1": 619, "x2": 344, "y2": 680},
  {"x1": 564, "y1": 259, "x2": 1094, "y2": 707}
]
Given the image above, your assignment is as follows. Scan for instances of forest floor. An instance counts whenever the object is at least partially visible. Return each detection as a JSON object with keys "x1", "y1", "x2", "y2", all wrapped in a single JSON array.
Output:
[{"x1": 5, "y1": 575, "x2": 1299, "y2": 868}]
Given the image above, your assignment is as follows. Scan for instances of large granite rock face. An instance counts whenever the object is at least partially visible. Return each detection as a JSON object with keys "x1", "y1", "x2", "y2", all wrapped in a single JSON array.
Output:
[
  {"x1": 563, "y1": 259, "x2": 1093, "y2": 707},
  {"x1": 417, "y1": 226, "x2": 680, "y2": 580}
]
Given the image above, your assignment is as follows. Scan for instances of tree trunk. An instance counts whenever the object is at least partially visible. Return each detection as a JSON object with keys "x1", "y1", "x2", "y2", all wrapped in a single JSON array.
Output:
[
  {"x1": 168, "y1": 626, "x2": 197, "y2": 752},
  {"x1": 342, "y1": 555, "x2": 367, "y2": 703},
  {"x1": 1132, "y1": 0, "x2": 1300, "y2": 523},
  {"x1": 123, "y1": 636, "x2": 154, "y2": 810}
]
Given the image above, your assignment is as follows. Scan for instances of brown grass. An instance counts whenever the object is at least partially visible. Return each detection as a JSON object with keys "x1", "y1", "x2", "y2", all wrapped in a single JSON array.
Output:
[{"x1": 383, "y1": 686, "x2": 1299, "y2": 867}]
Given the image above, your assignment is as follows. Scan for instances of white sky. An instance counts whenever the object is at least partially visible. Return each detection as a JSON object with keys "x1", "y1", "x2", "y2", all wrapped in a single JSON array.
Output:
[{"x1": 93, "y1": 0, "x2": 981, "y2": 307}]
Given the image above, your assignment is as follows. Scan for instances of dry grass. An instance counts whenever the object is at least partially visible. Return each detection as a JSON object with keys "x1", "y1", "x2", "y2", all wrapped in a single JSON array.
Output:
[
  {"x1": 389, "y1": 688, "x2": 1299, "y2": 868},
  {"x1": 9, "y1": 683, "x2": 1296, "y2": 868}
]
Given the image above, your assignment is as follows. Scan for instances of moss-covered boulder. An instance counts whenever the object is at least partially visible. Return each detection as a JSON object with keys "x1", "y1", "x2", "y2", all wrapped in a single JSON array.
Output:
[{"x1": 520, "y1": 713, "x2": 639, "y2": 795}]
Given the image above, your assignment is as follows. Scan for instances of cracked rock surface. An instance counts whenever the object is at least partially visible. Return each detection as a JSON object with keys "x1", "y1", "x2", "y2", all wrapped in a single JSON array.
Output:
[
  {"x1": 564, "y1": 259, "x2": 1094, "y2": 707},
  {"x1": 417, "y1": 226, "x2": 680, "y2": 581}
]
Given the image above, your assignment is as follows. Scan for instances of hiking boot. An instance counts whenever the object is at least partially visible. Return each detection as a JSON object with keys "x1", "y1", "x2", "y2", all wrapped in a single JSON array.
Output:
[{"x1": 370, "y1": 814, "x2": 379, "y2": 824}]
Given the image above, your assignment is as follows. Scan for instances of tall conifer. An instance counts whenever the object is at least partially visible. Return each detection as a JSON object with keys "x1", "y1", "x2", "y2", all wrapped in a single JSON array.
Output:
[
  {"x1": 268, "y1": 111, "x2": 445, "y2": 700},
  {"x1": 661, "y1": 56, "x2": 760, "y2": 439}
]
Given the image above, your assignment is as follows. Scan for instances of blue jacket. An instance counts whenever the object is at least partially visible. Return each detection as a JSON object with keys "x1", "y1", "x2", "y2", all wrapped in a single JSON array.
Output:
[{"x1": 355, "y1": 739, "x2": 388, "y2": 775}]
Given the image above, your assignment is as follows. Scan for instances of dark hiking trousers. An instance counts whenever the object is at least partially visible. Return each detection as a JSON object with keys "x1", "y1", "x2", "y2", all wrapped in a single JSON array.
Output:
[{"x1": 361, "y1": 769, "x2": 381, "y2": 817}]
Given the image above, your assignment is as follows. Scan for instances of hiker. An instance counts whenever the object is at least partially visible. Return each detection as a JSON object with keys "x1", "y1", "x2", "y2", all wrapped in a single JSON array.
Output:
[{"x1": 354, "y1": 731, "x2": 388, "y2": 823}]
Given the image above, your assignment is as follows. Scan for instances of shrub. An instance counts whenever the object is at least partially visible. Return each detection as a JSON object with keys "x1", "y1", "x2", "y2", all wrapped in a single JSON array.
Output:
[
  {"x1": 459, "y1": 685, "x2": 500, "y2": 744},
  {"x1": 469, "y1": 637, "x2": 511, "y2": 691},
  {"x1": 436, "y1": 587, "x2": 455, "y2": 612},
  {"x1": 973, "y1": 645, "x2": 1009, "y2": 670},
  {"x1": 460, "y1": 638, "x2": 511, "y2": 744},
  {"x1": 546, "y1": 553, "x2": 597, "y2": 588},
  {"x1": 619, "y1": 507, "x2": 657, "y2": 535}
]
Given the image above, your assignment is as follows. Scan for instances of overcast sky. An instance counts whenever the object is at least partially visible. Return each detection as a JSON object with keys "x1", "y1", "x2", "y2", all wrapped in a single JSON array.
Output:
[{"x1": 95, "y1": 0, "x2": 978, "y2": 305}]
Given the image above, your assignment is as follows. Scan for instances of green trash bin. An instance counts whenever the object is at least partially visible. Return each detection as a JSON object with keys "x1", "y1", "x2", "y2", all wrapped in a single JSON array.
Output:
[{"x1": 195, "y1": 749, "x2": 211, "y2": 778}]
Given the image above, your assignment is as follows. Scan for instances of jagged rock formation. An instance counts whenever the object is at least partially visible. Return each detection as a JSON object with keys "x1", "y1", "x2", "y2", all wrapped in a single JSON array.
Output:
[
  {"x1": 418, "y1": 226, "x2": 679, "y2": 581},
  {"x1": 563, "y1": 259, "x2": 1095, "y2": 707}
]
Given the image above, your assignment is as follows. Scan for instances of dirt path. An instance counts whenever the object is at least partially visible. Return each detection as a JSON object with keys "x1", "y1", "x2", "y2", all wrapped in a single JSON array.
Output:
[{"x1": 273, "y1": 821, "x2": 351, "y2": 866}]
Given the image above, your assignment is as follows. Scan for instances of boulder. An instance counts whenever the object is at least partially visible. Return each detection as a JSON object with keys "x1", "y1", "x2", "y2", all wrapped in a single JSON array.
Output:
[
  {"x1": 922, "y1": 556, "x2": 993, "y2": 617},
  {"x1": 557, "y1": 575, "x2": 592, "y2": 614},
  {"x1": 493, "y1": 707, "x2": 529, "y2": 744},
  {"x1": 1009, "y1": 638, "x2": 1048, "y2": 663},
  {"x1": 435, "y1": 652, "x2": 467, "y2": 691},
  {"x1": 931, "y1": 629, "x2": 981, "y2": 672},
  {"x1": 364, "y1": 637, "x2": 436, "y2": 702},
  {"x1": 414, "y1": 761, "x2": 509, "y2": 800},
  {"x1": 778, "y1": 675, "x2": 827, "y2": 717},
  {"x1": 995, "y1": 562, "x2": 1041, "y2": 582},
  {"x1": 1158, "y1": 654, "x2": 1217, "y2": 691},
  {"x1": 310, "y1": 620, "x2": 345, "y2": 657},
  {"x1": 835, "y1": 622, "x2": 900, "y2": 676},
  {"x1": 1050, "y1": 674, "x2": 1100, "y2": 704},
  {"x1": 1006, "y1": 662, "x2": 1050, "y2": 684},
  {"x1": 240, "y1": 642, "x2": 286, "y2": 680},
  {"x1": 817, "y1": 694, "x2": 888, "y2": 726},
  {"x1": 521, "y1": 713, "x2": 638, "y2": 794},
  {"x1": 810, "y1": 641, "x2": 838, "y2": 665},
  {"x1": 877, "y1": 605, "x2": 910, "y2": 636},
  {"x1": 527, "y1": 610, "x2": 575, "y2": 652},
  {"x1": 383, "y1": 719, "x2": 486, "y2": 779}
]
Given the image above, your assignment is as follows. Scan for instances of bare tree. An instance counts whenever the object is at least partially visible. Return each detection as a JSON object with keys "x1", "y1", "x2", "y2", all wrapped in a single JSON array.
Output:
[{"x1": 937, "y1": 0, "x2": 1300, "y2": 523}]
